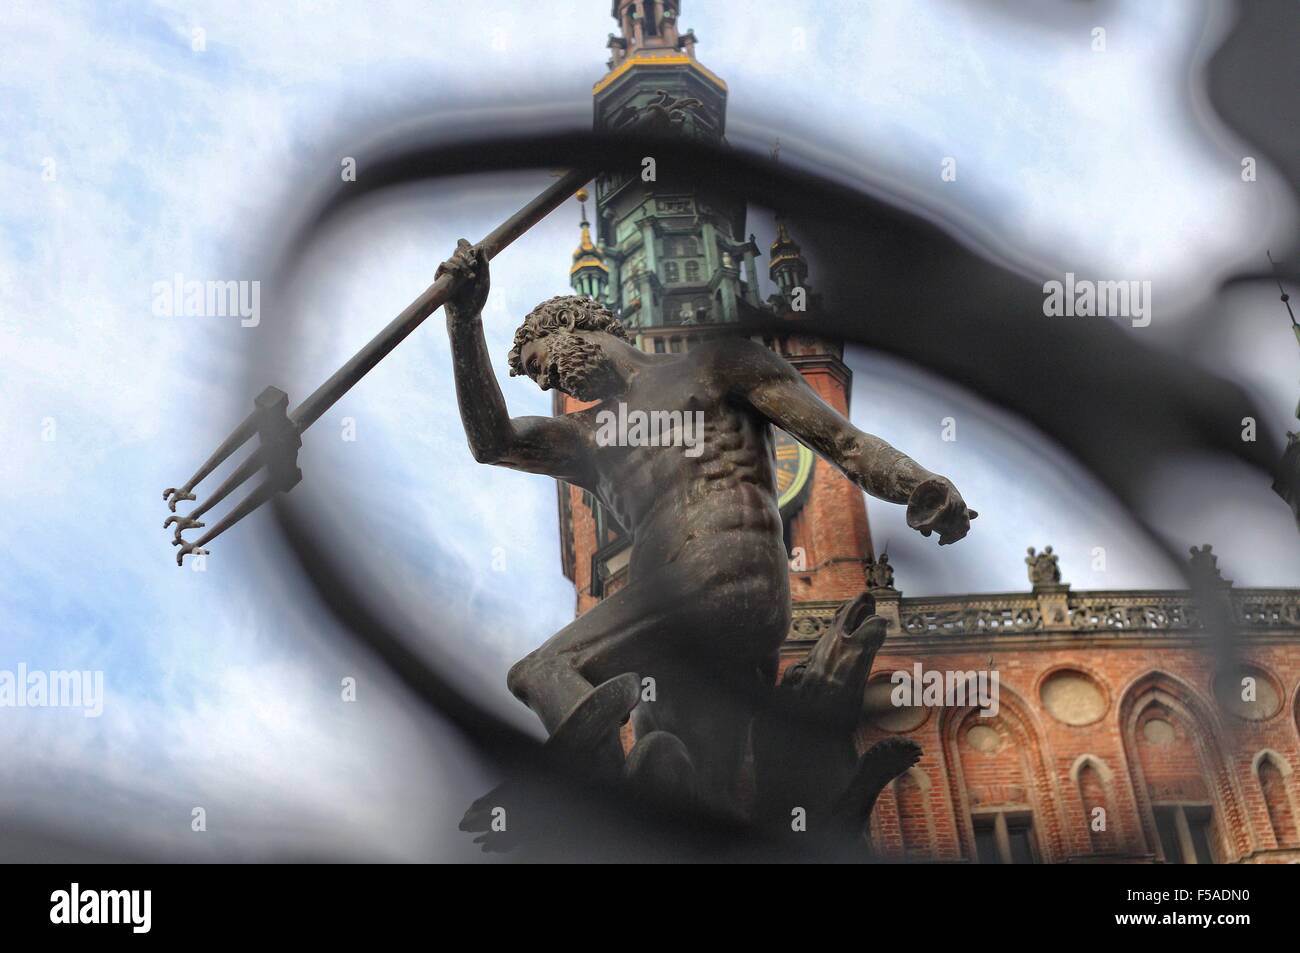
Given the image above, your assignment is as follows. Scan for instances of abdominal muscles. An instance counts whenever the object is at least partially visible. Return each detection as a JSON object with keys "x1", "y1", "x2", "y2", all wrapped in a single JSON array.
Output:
[{"x1": 609, "y1": 405, "x2": 787, "y2": 578}]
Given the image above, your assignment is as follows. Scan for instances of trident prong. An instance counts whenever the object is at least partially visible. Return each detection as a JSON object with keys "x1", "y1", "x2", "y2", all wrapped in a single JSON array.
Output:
[
  {"x1": 163, "y1": 488, "x2": 197, "y2": 512},
  {"x1": 165, "y1": 514, "x2": 205, "y2": 543},
  {"x1": 162, "y1": 406, "x2": 259, "y2": 517},
  {"x1": 166, "y1": 385, "x2": 303, "y2": 565},
  {"x1": 164, "y1": 513, "x2": 204, "y2": 531},
  {"x1": 162, "y1": 155, "x2": 621, "y2": 564},
  {"x1": 171, "y1": 537, "x2": 210, "y2": 567}
]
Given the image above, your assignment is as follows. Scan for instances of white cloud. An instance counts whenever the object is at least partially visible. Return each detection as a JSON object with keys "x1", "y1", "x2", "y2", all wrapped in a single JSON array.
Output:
[{"x1": 0, "y1": 0, "x2": 1293, "y2": 859}]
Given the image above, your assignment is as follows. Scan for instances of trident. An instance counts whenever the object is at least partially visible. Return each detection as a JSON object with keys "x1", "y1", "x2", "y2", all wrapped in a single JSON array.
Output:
[
  {"x1": 163, "y1": 92, "x2": 706, "y2": 564},
  {"x1": 163, "y1": 163, "x2": 595, "y2": 564}
]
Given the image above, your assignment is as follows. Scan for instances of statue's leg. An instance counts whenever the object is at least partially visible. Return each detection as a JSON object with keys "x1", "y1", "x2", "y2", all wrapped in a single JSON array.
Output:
[
  {"x1": 507, "y1": 558, "x2": 783, "y2": 821},
  {"x1": 506, "y1": 564, "x2": 696, "y2": 734},
  {"x1": 623, "y1": 729, "x2": 695, "y2": 804},
  {"x1": 465, "y1": 564, "x2": 748, "y2": 847},
  {"x1": 506, "y1": 637, "x2": 604, "y2": 737},
  {"x1": 459, "y1": 669, "x2": 641, "y2": 846},
  {"x1": 650, "y1": 662, "x2": 766, "y2": 820}
]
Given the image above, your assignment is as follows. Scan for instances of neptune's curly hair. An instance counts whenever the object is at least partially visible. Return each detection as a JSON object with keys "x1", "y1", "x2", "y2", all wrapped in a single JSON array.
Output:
[{"x1": 507, "y1": 295, "x2": 627, "y2": 377}]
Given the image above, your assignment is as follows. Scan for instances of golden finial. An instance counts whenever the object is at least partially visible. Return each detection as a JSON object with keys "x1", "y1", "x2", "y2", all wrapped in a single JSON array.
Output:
[{"x1": 571, "y1": 187, "x2": 607, "y2": 275}]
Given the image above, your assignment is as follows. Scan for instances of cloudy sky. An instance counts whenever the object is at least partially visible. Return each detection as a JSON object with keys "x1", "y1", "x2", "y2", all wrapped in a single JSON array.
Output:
[{"x1": 1, "y1": 0, "x2": 1296, "y2": 860}]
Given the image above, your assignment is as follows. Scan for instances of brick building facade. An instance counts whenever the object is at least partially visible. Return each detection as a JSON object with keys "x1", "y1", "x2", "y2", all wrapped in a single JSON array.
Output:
[
  {"x1": 812, "y1": 578, "x2": 1300, "y2": 864},
  {"x1": 553, "y1": 1, "x2": 1300, "y2": 863}
]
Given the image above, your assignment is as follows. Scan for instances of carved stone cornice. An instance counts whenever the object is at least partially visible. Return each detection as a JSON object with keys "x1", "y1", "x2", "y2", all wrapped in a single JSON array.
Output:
[{"x1": 783, "y1": 588, "x2": 1300, "y2": 653}]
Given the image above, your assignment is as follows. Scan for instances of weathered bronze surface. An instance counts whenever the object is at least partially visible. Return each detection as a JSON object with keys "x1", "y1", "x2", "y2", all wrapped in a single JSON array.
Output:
[{"x1": 439, "y1": 239, "x2": 975, "y2": 848}]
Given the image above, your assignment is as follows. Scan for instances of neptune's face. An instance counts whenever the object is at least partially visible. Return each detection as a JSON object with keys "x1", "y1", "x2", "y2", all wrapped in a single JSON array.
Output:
[{"x1": 518, "y1": 331, "x2": 620, "y2": 401}]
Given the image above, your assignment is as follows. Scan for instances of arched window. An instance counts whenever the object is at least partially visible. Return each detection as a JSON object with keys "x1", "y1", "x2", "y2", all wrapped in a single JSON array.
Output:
[
  {"x1": 1254, "y1": 751, "x2": 1299, "y2": 848},
  {"x1": 894, "y1": 768, "x2": 935, "y2": 860},
  {"x1": 663, "y1": 260, "x2": 679, "y2": 284},
  {"x1": 1073, "y1": 758, "x2": 1118, "y2": 854},
  {"x1": 684, "y1": 259, "x2": 700, "y2": 283},
  {"x1": 941, "y1": 690, "x2": 1065, "y2": 864},
  {"x1": 1120, "y1": 675, "x2": 1242, "y2": 863},
  {"x1": 956, "y1": 712, "x2": 1039, "y2": 863}
]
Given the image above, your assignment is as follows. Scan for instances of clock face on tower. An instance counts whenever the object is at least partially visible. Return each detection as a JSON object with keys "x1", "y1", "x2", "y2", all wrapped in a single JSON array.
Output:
[{"x1": 774, "y1": 429, "x2": 814, "y2": 517}]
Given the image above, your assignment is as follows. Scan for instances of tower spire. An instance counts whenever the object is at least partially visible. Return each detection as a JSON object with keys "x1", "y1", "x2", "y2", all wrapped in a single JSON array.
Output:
[
  {"x1": 560, "y1": 1, "x2": 872, "y2": 619},
  {"x1": 570, "y1": 188, "x2": 609, "y2": 300},
  {"x1": 608, "y1": 1, "x2": 683, "y2": 65},
  {"x1": 769, "y1": 218, "x2": 810, "y2": 300}
]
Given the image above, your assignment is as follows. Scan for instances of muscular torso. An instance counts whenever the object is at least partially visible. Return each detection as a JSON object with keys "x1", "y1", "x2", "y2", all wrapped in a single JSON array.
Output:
[{"x1": 569, "y1": 343, "x2": 788, "y2": 586}]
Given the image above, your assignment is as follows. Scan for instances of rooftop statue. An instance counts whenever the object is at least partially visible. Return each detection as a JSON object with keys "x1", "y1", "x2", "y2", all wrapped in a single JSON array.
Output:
[{"x1": 1026, "y1": 545, "x2": 1062, "y2": 587}]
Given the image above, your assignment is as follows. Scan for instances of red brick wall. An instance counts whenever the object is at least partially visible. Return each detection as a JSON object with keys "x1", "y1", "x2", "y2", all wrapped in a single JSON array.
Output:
[
  {"x1": 895, "y1": 769, "x2": 932, "y2": 858},
  {"x1": 556, "y1": 392, "x2": 602, "y2": 616},
  {"x1": 785, "y1": 356, "x2": 873, "y2": 603},
  {"x1": 856, "y1": 642, "x2": 1300, "y2": 863}
]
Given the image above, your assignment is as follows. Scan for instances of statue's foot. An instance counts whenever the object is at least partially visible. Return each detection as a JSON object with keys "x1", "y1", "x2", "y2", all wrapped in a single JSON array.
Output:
[
  {"x1": 833, "y1": 736, "x2": 922, "y2": 823},
  {"x1": 624, "y1": 729, "x2": 695, "y2": 806},
  {"x1": 459, "y1": 672, "x2": 642, "y2": 851}
]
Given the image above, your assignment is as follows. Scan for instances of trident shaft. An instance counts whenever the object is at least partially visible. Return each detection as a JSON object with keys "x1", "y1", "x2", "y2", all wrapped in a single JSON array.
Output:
[
  {"x1": 164, "y1": 93, "x2": 705, "y2": 564},
  {"x1": 164, "y1": 165, "x2": 595, "y2": 564}
]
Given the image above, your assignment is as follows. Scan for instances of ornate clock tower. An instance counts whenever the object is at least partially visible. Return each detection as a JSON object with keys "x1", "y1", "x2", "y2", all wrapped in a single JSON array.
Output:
[{"x1": 556, "y1": 0, "x2": 875, "y2": 617}]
